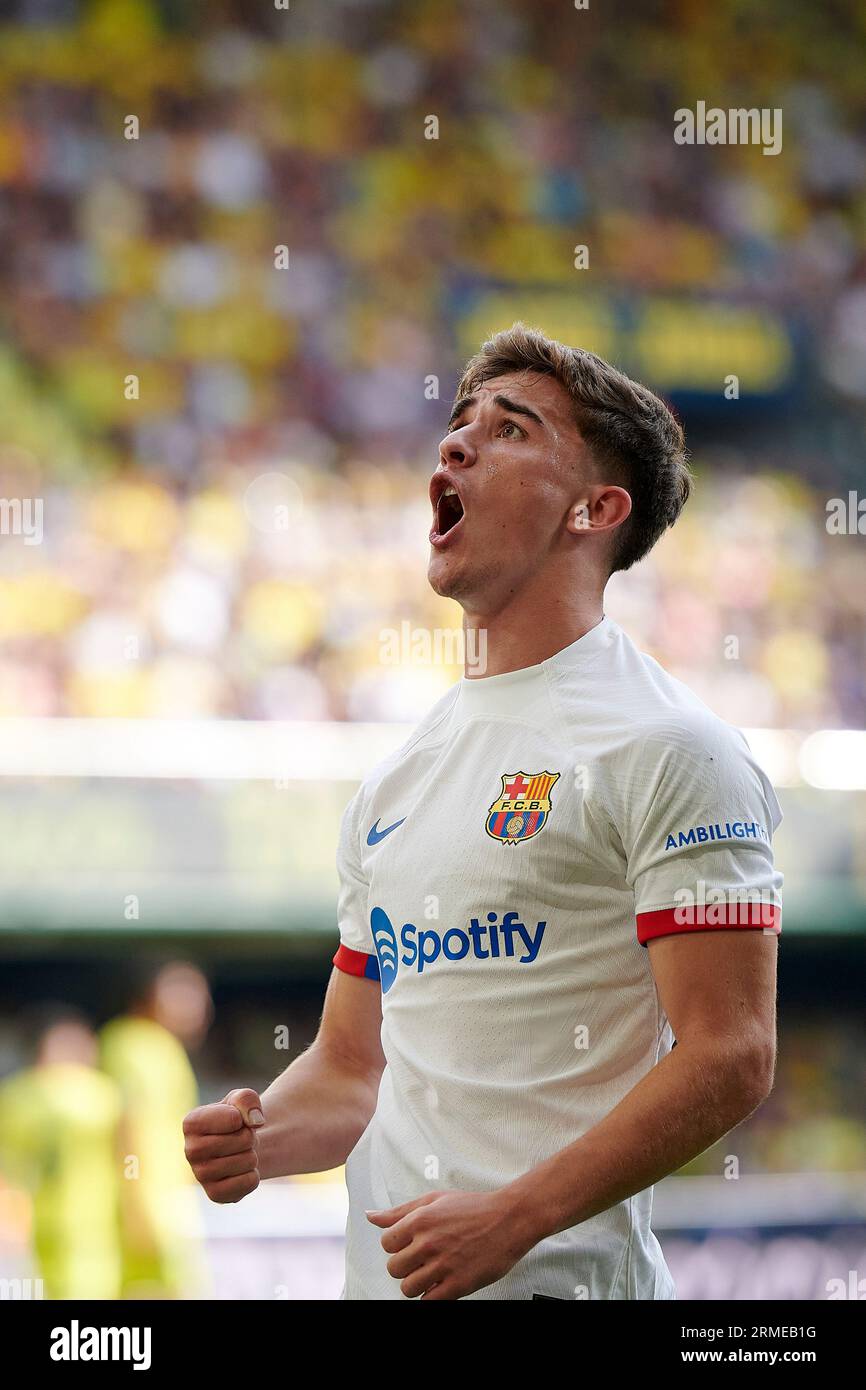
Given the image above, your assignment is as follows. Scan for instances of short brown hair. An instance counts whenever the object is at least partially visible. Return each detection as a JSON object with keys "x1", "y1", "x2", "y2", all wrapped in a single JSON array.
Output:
[{"x1": 455, "y1": 323, "x2": 692, "y2": 574}]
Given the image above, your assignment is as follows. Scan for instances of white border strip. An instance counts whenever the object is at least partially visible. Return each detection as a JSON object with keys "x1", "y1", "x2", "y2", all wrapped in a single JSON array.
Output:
[{"x1": 0, "y1": 720, "x2": 860, "y2": 787}]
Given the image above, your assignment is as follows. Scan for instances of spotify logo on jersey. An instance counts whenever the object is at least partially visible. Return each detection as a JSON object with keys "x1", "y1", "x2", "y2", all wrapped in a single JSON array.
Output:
[
  {"x1": 370, "y1": 906, "x2": 546, "y2": 993},
  {"x1": 371, "y1": 906, "x2": 400, "y2": 993}
]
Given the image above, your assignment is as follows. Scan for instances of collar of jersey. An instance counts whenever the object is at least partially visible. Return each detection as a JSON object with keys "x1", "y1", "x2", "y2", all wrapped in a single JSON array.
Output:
[{"x1": 456, "y1": 614, "x2": 613, "y2": 716}]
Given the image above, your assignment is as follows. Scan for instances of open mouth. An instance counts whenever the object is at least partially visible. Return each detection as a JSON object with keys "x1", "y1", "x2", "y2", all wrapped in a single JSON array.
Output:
[{"x1": 430, "y1": 481, "x2": 466, "y2": 547}]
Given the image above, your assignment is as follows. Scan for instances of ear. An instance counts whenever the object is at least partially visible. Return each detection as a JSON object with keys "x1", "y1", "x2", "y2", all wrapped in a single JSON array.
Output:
[{"x1": 566, "y1": 485, "x2": 632, "y2": 536}]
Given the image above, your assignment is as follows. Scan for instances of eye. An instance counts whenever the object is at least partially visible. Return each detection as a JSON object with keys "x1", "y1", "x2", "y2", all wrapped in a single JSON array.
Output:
[{"x1": 498, "y1": 419, "x2": 525, "y2": 439}]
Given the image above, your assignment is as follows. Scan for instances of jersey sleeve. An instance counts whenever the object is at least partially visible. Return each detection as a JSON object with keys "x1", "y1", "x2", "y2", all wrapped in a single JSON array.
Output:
[
  {"x1": 617, "y1": 716, "x2": 783, "y2": 946},
  {"x1": 332, "y1": 786, "x2": 380, "y2": 981}
]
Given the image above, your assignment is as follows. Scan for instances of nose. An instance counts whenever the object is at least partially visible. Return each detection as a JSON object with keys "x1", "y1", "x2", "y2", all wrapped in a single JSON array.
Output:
[{"x1": 437, "y1": 425, "x2": 477, "y2": 470}]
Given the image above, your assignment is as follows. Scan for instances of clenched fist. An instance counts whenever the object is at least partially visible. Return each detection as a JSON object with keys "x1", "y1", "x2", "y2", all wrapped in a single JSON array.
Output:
[{"x1": 183, "y1": 1087, "x2": 265, "y2": 1204}]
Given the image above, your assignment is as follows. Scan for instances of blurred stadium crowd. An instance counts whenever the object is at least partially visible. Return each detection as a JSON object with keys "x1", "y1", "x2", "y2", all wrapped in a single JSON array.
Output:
[{"x1": 0, "y1": 0, "x2": 864, "y2": 726}]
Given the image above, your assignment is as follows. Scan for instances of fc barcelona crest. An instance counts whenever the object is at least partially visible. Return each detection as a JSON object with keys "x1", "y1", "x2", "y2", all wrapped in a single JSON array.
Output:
[{"x1": 486, "y1": 771, "x2": 560, "y2": 845}]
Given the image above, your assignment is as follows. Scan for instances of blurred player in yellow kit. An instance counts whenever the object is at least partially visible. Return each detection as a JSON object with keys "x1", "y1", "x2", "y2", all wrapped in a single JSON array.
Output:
[
  {"x1": 99, "y1": 960, "x2": 214, "y2": 1298},
  {"x1": 0, "y1": 1007, "x2": 123, "y2": 1299}
]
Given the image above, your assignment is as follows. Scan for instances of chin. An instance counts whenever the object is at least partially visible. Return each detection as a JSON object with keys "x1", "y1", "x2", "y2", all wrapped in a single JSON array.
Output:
[
  {"x1": 428, "y1": 557, "x2": 463, "y2": 599},
  {"x1": 427, "y1": 556, "x2": 448, "y2": 595}
]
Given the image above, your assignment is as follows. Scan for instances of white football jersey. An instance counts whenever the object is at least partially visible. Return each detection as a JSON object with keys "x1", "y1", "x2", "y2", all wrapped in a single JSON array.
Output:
[{"x1": 333, "y1": 615, "x2": 782, "y2": 1300}]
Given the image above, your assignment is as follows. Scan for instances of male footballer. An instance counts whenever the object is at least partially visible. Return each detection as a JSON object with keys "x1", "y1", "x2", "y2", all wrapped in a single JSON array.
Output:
[{"x1": 184, "y1": 324, "x2": 782, "y2": 1300}]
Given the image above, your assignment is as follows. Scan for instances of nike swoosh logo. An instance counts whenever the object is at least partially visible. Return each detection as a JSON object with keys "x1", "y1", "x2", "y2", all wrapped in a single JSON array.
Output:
[{"x1": 367, "y1": 817, "x2": 406, "y2": 846}]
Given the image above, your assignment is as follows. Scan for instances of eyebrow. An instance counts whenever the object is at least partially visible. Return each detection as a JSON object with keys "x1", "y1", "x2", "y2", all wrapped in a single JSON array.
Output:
[{"x1": 447, "y1": 392, "x2": 546, "y2": 430}]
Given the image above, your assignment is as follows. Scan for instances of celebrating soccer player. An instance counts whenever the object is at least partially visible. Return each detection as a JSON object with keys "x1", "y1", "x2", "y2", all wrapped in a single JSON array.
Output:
[{"x1": 184, "y1": 325, "x2": 782, "y2": 1301}]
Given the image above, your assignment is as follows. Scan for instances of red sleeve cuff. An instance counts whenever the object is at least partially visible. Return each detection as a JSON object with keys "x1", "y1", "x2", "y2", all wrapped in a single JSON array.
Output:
[
  {"x1": 637, "y1": 904, "x2": 781, "y2": 946},
  {"x1": 333, "y1": 943, "x2": 381, "y2": 981}
]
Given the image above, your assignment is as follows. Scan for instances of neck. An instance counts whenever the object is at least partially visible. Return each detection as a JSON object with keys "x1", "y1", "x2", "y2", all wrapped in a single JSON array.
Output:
[{"x1": 461, "y1": 568, "x2": 604, "y2": 679}]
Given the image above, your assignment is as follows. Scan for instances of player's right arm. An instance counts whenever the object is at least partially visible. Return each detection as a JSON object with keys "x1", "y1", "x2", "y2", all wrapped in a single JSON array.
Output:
[{"x1": 183, "y1": 966, "x2": 384, "y2": 1203}]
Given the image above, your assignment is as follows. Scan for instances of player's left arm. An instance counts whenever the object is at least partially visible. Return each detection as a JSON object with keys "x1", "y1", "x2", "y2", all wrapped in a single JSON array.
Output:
[
  {"x1": 368, "y1": 928, "x2": 777, "y2": 1299},
  {"x1": 504, "y1": 926, "x2": 778, "y2": 1240}
]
